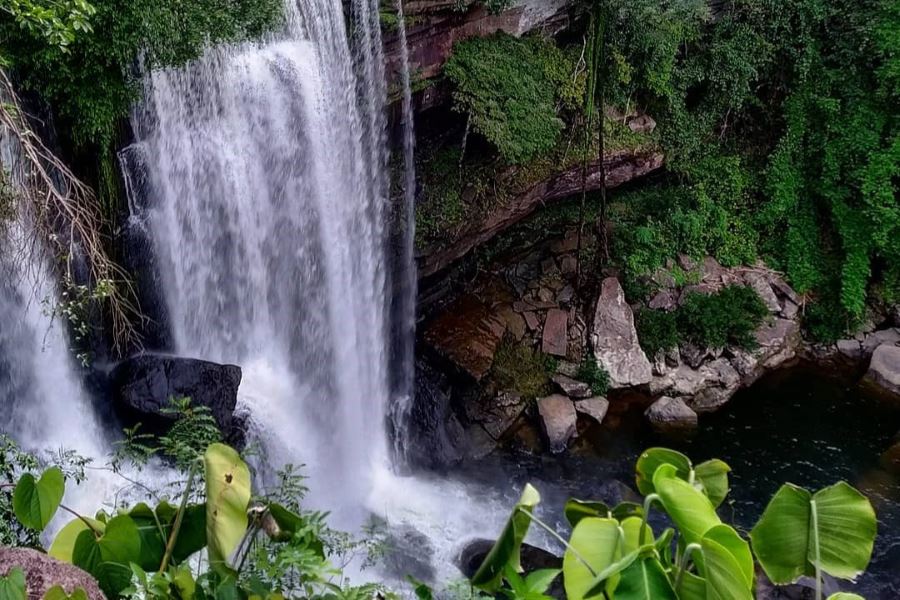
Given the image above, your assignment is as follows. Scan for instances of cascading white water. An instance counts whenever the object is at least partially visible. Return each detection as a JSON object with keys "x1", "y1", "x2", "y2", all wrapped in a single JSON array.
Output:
[
  {"x1": 126, "y1": 0, "x2": 395, "y2": 524},
  {"x1": 124, "y1": 0, "x2": 522, "y2": 581},
  {"x1": 387, "y1": 0, "x2": 418, "y2": 463}
]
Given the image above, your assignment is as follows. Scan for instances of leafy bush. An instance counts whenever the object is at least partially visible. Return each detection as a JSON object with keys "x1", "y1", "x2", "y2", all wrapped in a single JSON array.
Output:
[
  {"x1": 635, "y1": 309, "x2": 680, "y2": 355},
  {"x1": 636, "y1": 286, "x2": 768, "y2": 353},
  {"x1": 576, "y1": 358, "x2": 610, "y2": 396},
  {"x1": 444, "y1": 33, "x2": 582, "y2": 164},
  {"x1": 491, "y1": 337, "x2": 557, "y2": 400},
  {"x1": 678, "y1": 285, "x2": 768, "y2": 349},
  {"x1": 470, "y1": 447, "x2": 876, "y2": 600}
]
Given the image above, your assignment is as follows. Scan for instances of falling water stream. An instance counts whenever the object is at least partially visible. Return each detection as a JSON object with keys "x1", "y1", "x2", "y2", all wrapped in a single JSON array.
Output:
[{"x1": 124, "y1": 0, "x2": 432, "y2": 531}]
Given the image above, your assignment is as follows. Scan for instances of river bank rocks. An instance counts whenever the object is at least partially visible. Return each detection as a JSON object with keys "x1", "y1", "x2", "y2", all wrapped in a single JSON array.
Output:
[
  {"x1": 863, "y1": 344, "x2": 900, "y2": 401},
  {"x1": 420, "y1": 225, "x2": 900, "y2": 456}
]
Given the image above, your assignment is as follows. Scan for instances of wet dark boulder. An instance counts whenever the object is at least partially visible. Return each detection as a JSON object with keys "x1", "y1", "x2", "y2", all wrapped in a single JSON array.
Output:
[{"x1": 109, "y1": 354, "x2": 241, "y2": 434}]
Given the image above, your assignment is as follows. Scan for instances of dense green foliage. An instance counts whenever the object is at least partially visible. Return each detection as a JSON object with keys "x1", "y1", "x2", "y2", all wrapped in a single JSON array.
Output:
[
  {"x1": 470, "y1": 447, "x2": 875, "y2": 600},
  {"x1": 598, "y1": 0, "x2": 898, "y2": 338},
  {"x1": 636, "y1": 286, "x2": 768, "y2": 354},
  {"x1": 0, "y1": 0, "x2": 282, "y2": 149},
  {"x1": 444, "y1": 32, "x2": 582, "y2": 164},
  {"x1": 434, "y1": 0, "x2": 898, "y2": 339}
]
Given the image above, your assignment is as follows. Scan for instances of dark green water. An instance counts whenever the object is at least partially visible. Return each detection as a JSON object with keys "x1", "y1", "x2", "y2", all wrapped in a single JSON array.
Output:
[{"x1": 449, "y1": 366, "x2": 900, "y2": 598}]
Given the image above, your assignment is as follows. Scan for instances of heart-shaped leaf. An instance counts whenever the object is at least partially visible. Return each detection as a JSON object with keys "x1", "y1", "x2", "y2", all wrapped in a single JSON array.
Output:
[
  {"x1": 750, "y1": 482, "x2": 876, "y2": 585},
  {"x1": 42, "y1": 585, "x2": 90, "y2": 600},
  {"x1": 49, "y1": 517, "x2": 105, "y2": 562},
  {"x1": 0, "y1": 568, "x2": 26, "y2": 600},
  {"x1": 13, "y1": 467, "x2": 64, "y2": 531}
]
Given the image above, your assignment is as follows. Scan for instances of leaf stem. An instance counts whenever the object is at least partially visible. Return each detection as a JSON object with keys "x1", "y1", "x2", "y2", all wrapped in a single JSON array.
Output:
[
  {"x1": 811, "y1": 499, "x2": 822, "y2": 600},
  {"x1": 159, "y1": 460, "x2": 198, "y2": 573},
  {"x1": 639, "y1": 494, "x2": 660, "y2": 546},
  {"x1": 673, "y1": 542, "x2": 701, "y2": 591},
  {"x1": 59, "y1": 503, "x2": 102, "y2": 536}
]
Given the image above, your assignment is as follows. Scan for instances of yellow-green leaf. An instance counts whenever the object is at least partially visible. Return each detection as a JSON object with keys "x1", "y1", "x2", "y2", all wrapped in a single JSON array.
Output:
[{"x1": 204, "y1": 443, "x2": 251, "y2": 572}]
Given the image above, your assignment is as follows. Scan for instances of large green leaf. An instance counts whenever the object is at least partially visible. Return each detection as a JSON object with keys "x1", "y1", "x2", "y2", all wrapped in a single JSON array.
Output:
[
  {"x1": 524, "y1": 569, "x2": 560, "y2": 595},
  {"x1": 694, "y1": 459, "x2": 731, "y2": 508},
  {"x1": 72, "y1": 515, "x2": 141, "y2": 573},
  {"x1": 204, "y1": 443, "x2": 251, "y2": 572},
  {"x1": 49, "y1": 517, "x2": 105, "y2": 562},
  {"x1": 562, "y1": 517, "x2": 622, "y2": 600},
  {"x1": 751, "y1": 482, "x2": 876, "y2": 585},
  {"x1": 127, "y1": 503, "x2": 167, "y2": 570},
  {"x1": 614, "y1": 556, "x2": 677, "y2": 600},
  {"x1": 13, "y1": 467, "x2": 64, "y2": 531},
  {"x1": 635, "y1": 448, "x2": 692, "y2": 496},
  {"x1": 564, "y1": 499, "x2": 609, "y2": 527},
  {"x1": 0, "y1": 568, "x2": 26, "y2": 600},
  {"x1": 700, "y1": 536, "x2": 753, "y2": 600},
  {"x1": 701, "y1": 525, "x2": 753, "y2": 589},
  {"x1": 812, "y1": 482, "x2": 877, "y2": 580},
  {"x1": 652, "y1": 464, "x2": 720, "y2": 545},
  {"x1": 471, "y1": 484, "x2": 540, "y2": 589},
  {"x1": 750, "y1": 484, "x2": 811, "y2": 583},
  {"x1": 827, "y1": 594, "x2": 866, "y2": 600}
]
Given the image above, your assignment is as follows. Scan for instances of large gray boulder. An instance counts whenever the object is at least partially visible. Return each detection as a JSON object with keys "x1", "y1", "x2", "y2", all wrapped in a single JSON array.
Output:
[
  {"x1": 591, "y1": 278, "x2": 652, "y2": 388},
  {"x1": 864, "y1": 344, "x2": 900, "y2": 400},
  {"x1": 0, "y1": 547, "x2": 104, "y2": 600},
  {"x1": 110, "y1": 354, "x2": 242, "y2": 433},
  {"x1": 646, "y1": 396, "x2": 698, "y2": 433},
  {"x1": 537, "y1": 394, "x2": 577, "y2": 453}
]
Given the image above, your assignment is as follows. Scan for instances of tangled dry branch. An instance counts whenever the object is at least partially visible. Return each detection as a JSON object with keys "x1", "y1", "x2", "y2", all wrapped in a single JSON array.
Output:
[{"x1": 0, "y1": 67, "x2": 139, "y2": 354}]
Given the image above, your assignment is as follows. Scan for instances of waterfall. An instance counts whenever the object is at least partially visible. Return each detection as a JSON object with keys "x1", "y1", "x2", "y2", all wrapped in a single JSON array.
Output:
[
  {"x1": 388, "y1": 0, "x2": 418, "y2": 463},
  {"x1": 125, "y1": 0, "x2": 400, "y2": 524}
]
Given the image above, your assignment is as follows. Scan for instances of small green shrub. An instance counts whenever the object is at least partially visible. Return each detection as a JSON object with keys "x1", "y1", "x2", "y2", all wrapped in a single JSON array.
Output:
[
  {"x1": 491, "y1": 337, "x2": 556, "y2": 399},
  {"x1": 636, "y1": 309, "x2": 680, "y2": 355},
  {"x1": 444, "y1": 32, "x2": 581, "y2": 164},
  {"x1": 678, "y1": 285, "x2": 768, "y2": 349},
  {"x1": 637, "y1": 286, "x2": 768, "y2": 353},
  {"x1": 576, "y1": 358, "x2": 610, "y2": 396}
]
